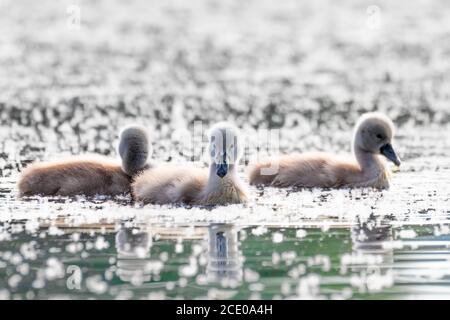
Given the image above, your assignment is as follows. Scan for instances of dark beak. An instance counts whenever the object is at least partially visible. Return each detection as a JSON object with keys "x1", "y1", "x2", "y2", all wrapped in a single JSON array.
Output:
[
  {"x1": 216, "y1": 163, "x2": 228, "y2": 178},
  {"x1": 380, "y1": 143, "x2": 401, "y2": 166}
]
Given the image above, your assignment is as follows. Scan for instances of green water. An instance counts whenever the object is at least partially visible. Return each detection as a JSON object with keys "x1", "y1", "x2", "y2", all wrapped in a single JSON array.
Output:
[{"x1": 1, "y1": 221, "x2": 449, "y2": 300}]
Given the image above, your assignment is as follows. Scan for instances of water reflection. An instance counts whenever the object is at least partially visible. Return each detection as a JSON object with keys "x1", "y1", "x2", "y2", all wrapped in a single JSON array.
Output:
[
  {"x1": 350, "y1": 216, "x2": 395, "y2": 294},
  {"x1": 115, "y1": 226, "x2": 152, "y2": 283},
  {"x1": 3, "y1": 217, "x2": 450, "y2": 299},
  {"x1": 112, "y1": 223, "x2": 244, "y2": 286},
  {"x1": 350, "y1": 215, "x2": 450, "y2": 299},
  {"x1": 206, "y1": 224, "x2": 243, "y2": 283},
  {"x1": 351, "y1": 215, "x2": 394, "y2": 268}
]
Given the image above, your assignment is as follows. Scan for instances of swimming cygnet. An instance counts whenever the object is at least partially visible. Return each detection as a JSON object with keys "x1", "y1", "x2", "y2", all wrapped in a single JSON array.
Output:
[
  {"x1": 18, "y1": 125, "x2": 149, "y2": 197},
  {"x1": 249, "y1": 112, "x2": 401, "y2": 189},
  {"x1": 131, "y1": 122, "x2": 248, "y2": 205}
]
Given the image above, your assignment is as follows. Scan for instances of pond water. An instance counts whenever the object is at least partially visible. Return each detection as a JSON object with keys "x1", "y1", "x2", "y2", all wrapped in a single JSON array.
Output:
[
  {"x1": 1, "y1": 217, "x2": 450, "y2": 299},
  {"x1": 0, "y1": 153, "x2": 449, "y2": 300},
  {"x1": 0, "y1": 0, "x2": 450, "y2": 300}
]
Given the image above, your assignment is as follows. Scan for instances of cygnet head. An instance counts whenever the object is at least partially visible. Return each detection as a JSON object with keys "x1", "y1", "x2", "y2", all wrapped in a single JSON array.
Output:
[
  {"x1": 208, "y1": 122, "x2": 242, "y2": 178},
  {"x1": 353, "y1": 112, "x2": 401, "y2": 166},
  {"x1": 118, "y1": 124, "x2": 150, "y2": 176}
]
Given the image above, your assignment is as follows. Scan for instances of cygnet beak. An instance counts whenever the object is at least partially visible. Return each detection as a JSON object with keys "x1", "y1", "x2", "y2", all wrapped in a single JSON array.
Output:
[
  {"x1": 380, "y1": 143, "x2": 401, "y2": 166},
  {"x1": 216, "y1": 162, "x2": 229, "y2": 178}
]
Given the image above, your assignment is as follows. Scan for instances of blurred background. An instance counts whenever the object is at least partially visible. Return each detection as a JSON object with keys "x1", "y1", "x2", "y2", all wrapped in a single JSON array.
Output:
[{"x1": 0, "y1": 0, "x2": 449, "y2": 175}]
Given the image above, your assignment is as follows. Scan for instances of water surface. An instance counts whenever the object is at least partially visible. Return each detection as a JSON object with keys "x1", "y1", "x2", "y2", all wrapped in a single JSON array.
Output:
[{"x1": 0, "y1": 0, "x2": 450, "y2": 300}]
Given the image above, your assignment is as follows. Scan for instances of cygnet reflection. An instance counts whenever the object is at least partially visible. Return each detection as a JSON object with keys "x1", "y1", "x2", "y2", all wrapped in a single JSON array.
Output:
[
  {"x1": 115, "y1": 226, "x2": 152, "y2": 284},
  {"x1": 349, "y1": 216, "x2": 395, "y2": 293},
  {"x1": 352, "y1": 219, "x2": 393, "y2": 253},
  {"x1": 206, "y1": 223, "x2": 243, "y2": 283}
]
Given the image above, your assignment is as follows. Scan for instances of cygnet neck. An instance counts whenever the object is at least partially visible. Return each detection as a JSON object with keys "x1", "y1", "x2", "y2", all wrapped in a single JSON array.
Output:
[{"x1": 353, "y1": 145, "x2": 385, "y2": 176}]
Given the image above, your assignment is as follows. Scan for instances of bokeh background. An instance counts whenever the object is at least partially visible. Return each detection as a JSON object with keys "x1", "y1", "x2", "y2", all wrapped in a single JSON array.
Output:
[{"x1": 1, "y1": 0, "x2": 449, "y2": 176}]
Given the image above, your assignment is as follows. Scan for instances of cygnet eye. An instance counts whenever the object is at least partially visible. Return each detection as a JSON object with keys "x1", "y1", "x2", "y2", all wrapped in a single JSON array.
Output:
[{"x1": 376, "y1": 134, "x2": 384, "y2": 140}]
